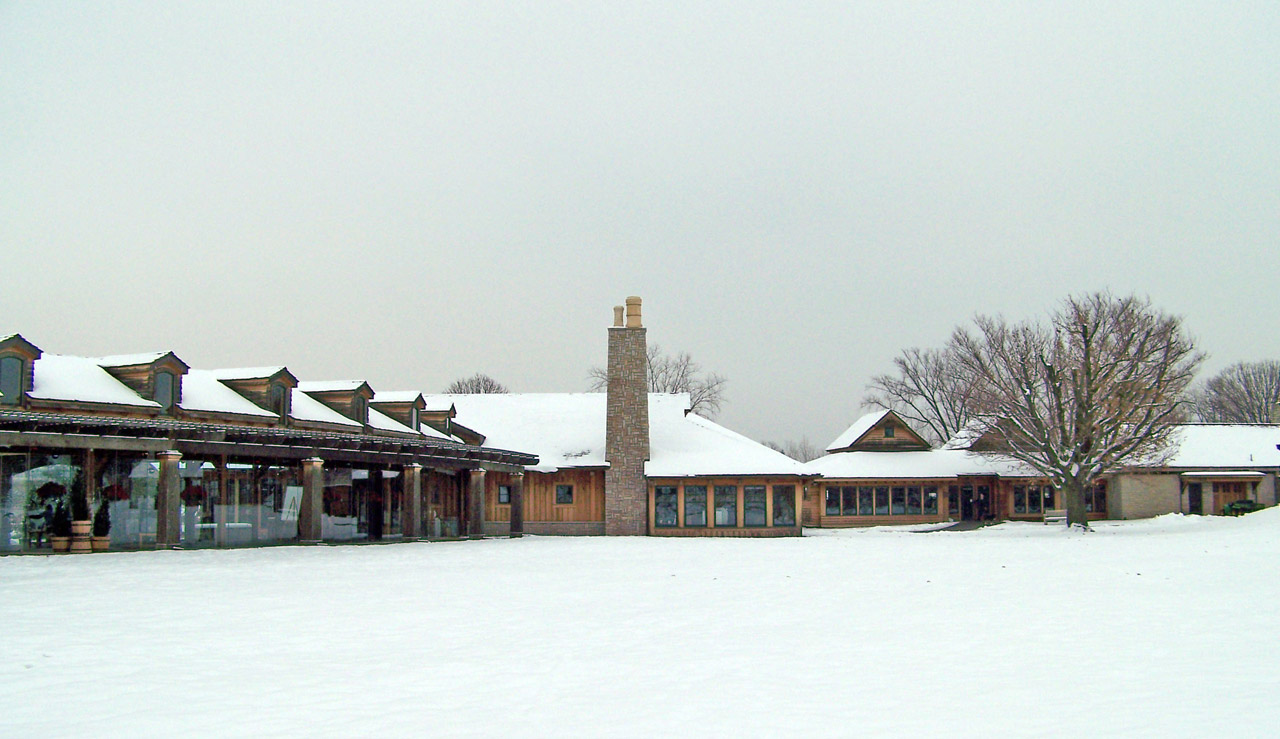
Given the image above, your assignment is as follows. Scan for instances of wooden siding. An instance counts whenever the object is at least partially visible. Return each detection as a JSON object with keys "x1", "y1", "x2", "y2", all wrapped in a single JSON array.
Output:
[{"x1": 486, "y1": 469, "x2": 605, "y2": 523}]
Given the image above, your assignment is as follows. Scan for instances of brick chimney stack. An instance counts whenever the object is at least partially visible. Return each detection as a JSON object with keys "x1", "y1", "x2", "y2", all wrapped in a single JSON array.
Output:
[{"x1": 604, "y1": 296, "x2": 650, "y2": 535}]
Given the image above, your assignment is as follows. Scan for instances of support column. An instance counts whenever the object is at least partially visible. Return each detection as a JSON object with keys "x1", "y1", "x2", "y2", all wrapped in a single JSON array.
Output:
[
  {"x1": 403, "y1": 463, "x2": 423, "y2": 540},
  {"x1": 509, "y1": 472, "x2": 524, "y2": 538},
  {"x1": 156, "y1": 450, "x2": 182, "y2": 548},
  {"x1": 299, "y1": 457, "x2": 324, "y2": 543},
  {"x1": 467, "y1": 469, "x2": 486, "y2": 538}
]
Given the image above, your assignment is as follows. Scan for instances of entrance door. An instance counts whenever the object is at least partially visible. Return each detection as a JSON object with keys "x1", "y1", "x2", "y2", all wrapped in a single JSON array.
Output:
[
  {"x1": 1187, "y1": 483, "x2": 1203, "y2": 515},
  {"x1": 960, "y1": 486, "x2": 976, "y2": 521}
]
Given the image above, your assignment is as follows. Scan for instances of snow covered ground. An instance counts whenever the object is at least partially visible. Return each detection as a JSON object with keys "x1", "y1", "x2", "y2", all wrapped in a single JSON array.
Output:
[{"x1": 3, "y1": 512, "x2": 1278, "y2": 737}]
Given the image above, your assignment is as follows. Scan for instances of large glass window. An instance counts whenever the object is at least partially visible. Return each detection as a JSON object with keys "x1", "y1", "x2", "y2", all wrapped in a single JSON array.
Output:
[
  {"x1": 858, "y1": 487, "x2": 873, "y2": 516},
  {"x1": 891, "y1": 487, "x2": 906, "y2": 515},
  {"x1": 875, "y1": 486, "x2": 889, "y2": 516},
  {"x1": 948, "y1": 485, "x2": 960, "y2": 515},
  {"x1": 1013, "y1": 485, "x2": 1027, "y2": 514},
  {"x1": 655, "y1": 486, "x2": 678, "y2": 527},
  {"x1": 714, "y1": 486, "x2": 737, "y2": 526},
  {"x1": 825, "y1": 487, "x2": 840, "y2": 515},
  {"x1": 924, "y1": 486, "x2": 938, "y2": 515},
  {"x1": 773, "y1": 485, "x2": 796, "y2": 526},
  {"x1": 906, "y1": 486, "x2": 922, "y2": 515},
  {"x1": 1043, "y1": 487, "x2": 1056, "y2": 510},
  {"x1": 684, "y1": 485, "x2": 707, "y2": 527},
  {"x1": 555, "y1": 484, "x2": 574, "y2": 505},
  {"x1": 743, "y1": 486, "x2": 766, "y2": 527},
  {"x1": 841, "y1": 486, "x2": 857, "y2": 516},
  {"x1": 1027, "y1": 484, "x2": 1043, "y2": 514},
  {"x1": 0, "y1": 356, "x2": 22, "y2": 405}
]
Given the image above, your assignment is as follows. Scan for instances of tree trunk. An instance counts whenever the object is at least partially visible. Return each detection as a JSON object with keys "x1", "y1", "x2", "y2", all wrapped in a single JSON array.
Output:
[{"x1": 1063, "y1": 479, "x2": 1090, "y2": 528}]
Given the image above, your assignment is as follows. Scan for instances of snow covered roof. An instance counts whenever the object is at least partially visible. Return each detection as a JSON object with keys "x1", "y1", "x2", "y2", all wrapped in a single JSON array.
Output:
[
  {"x1": 179, "y1": 370, "x2": 277, "y2": 418},
  {"x1": 93, "y1": 352, "x2": 173, "y2": 368},
  {"x1": 646, "y1": 403, "x2": 811, "y2": 477},
  {"x1": 826, "y1": 410, "x2": 891, "y2": 452},
  {"x1": 209, "y1": 367, "x2": 290, "y2": 381},
  {"x1": 806, "y1": 449, "x2": 1040, "y2": 479},
  {"x1": 290, "y1": 388, "x2": 362, "y2": 428},
  {"x1": 1163, "y1": 425, "x2": 1280, "y2": 469},
  {"x1": 298, "y1": 380, "x2": 371, "y2": 393},
  {"x1": 423, "y1": 392, "x2": 808, "y2": 476},
  {"x1": 367, "y1": 407, "x2": 419, "y2": 436},
  {"x1": 371, "y1": 391, "x2": 425, "y2": 405},
  {"x1": 29, "y1": 354, "x2": 161, "y2": 408}
]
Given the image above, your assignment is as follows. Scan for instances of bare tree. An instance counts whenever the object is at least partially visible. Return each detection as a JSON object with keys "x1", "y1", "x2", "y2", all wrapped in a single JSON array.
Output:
[
  {"x1": 763, "y1": 438, "x2": 822, "y2": 462},
  {"x1": 1191, "y1": 361, "x2": 1280, "y2": 423},
  {"x1": 863, "y1": 346, "x2": 975, "y2": 445},
  {"x1": 951, "y1": 292, "x2": 1203, "y2": 528},
  {"x1": 589, "y1": 344, "x2": 727, "y2": 417},
  {"x1": 445, "y1": 373, "x2": 509, "y2": 394}
]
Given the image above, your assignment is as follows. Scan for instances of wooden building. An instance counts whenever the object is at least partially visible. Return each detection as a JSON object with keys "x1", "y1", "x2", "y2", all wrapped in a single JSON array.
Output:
[{"x1": 0, "y1": 334, "x2": 535, "y2": 553}]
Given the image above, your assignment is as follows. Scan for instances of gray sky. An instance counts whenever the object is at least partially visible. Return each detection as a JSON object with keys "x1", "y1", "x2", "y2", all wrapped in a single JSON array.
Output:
[{"x1": 2, "y1": 2, "x2": 1278, "y2": 447}]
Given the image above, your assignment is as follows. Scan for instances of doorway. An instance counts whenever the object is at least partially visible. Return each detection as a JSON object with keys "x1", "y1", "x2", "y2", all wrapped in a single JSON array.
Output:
[
  {"x1": 958, "y1": 484, "x2": 991, "y2": 521},
  {"x1": 1187, "y1": 483, "x2": 1203, "y2": 515}
]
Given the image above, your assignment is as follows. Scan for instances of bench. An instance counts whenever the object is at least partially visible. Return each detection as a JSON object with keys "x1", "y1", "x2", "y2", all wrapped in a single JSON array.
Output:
[{"x1": 1043, "y1": 509, "x2": 1067, "y2": 525}]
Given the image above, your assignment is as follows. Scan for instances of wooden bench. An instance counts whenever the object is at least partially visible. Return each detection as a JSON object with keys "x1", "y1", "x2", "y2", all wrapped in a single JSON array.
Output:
[{"x1": 1043, "y1": 509, "x2": 1067, "y2": 525}]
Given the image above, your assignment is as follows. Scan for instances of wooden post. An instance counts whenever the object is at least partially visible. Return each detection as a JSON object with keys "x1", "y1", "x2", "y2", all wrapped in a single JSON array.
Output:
[
  {"x1": 156, "y1": 450, "x2": 182, "y2": 548},
  {"x1": 299, "y1": 458, "x2": 324, "y2": 542},
  {"x1": 509, "y1": 472, "x2": 524, "y2": 538},
  {"x1": 403, "y1": 463, "x2": 422, "y2": 539},
  {"x1": 467, "y1": 469, "x2": 486, "y2": 537}
]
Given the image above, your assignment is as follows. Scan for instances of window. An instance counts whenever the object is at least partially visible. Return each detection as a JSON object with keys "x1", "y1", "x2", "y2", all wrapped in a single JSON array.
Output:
[
  {"x1": 874, "y1": 486, "x2": 889, "y2": 516},
  {"x1": 714, "y1": 486, "x2": 737, "y2": 526},
  {"x1": 841, "y1": 486, "x2": 857, "y2": 516},
  {"x1": 555, "y1": 484, "x2": 574, "y2": 505},
  {"x1": 773, "y1": 485, "x2": 796, "y2": 526},
  {"x1": 655, "y1": 486, "x2": 678, "y2": 527},
  {"x1": 858, "y1": 486, "x2": 873, "y2": 516},
  {"x1": 0, "y1": 356, "x2": 22, "y2": 405},
  {"x1": 684, "y1": 485, "x2": 707, "y2": 527},
  {"x1": 743, "y1": 486, "x2": 766, "y2": 527},
  {"x1": 906, "y1": 486, "x2": 921, "y2": 515},
  {"x1": 153, "y1": 371, "x2": 175, "y2": 410},
  {"x1": 891, "y1": 487, "x2": 906, "y2": 515},
  {"x1": 825, "y1": 487, "x2": 840, "y2": 516},
  {"x1": 498, "y1": 485, "x2": 511, "y2": 504},
  {"x1": 1085, "y1": 481, "x2": 1108, "y2": 513},
  {"x1": 924, "y1": 486, "x2": 938, "y2": 515},
  {"x1": 1043, "y1": 487, "x2": 1056, "y2": 510},
  {"x1": 948, "y1": 485, "x2": 959, "y2": 515},
  {"x1": 884, "y1": 423, "x2": 895, "y2": 438},
  {"x1": 1027, "y1": 484, "x2": 1042, "y2": 514},
  {"x1": 271, "y1": 383, "x2": 289, "y2": 419}
]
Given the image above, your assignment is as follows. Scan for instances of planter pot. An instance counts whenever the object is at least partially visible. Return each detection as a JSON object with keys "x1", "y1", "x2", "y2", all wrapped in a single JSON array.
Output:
[
  {"x1": 91, "y1": 536, "x2": 111, "y2": 552},
  {"x1": 51, "y1": 536, "x2": 71, "y2": 553},
  {"x1": 71, "y1": 520, "x2": 92, "y2": 537}
]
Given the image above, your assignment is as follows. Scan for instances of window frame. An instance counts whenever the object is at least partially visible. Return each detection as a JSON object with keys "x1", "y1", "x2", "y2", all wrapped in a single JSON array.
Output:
[{"x1": 555, "y1": 484, "x2": 574, "y2": 505}]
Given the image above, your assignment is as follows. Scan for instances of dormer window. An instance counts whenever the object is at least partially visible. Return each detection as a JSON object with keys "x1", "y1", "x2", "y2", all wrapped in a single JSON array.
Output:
[
  {"x1": 884, "y1": 423, "x2": 895, "y2": 438},
  {"x1": 271, "y1": 383, "x2": 291, "y2": 421},
  {"x1": 410, "y1": 406, "x2": 420, "y2": 430},
  {"x1": 0, "y1": 356, "x2": 23, "y2": 405},
  {"x1": 154, "y1": 370, "x2": 176, "y2": 410}
]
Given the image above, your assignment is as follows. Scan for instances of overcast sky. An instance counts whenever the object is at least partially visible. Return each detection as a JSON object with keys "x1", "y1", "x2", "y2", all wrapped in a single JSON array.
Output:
[{"x1": 2, "y1": 2, "x2": 1277, "y2": 447}]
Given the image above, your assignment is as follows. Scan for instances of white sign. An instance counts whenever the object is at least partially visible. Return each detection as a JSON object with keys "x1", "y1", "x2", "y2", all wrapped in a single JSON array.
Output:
[{"x1": 281, "y1": 485, "x2": 304, "y2": 522}]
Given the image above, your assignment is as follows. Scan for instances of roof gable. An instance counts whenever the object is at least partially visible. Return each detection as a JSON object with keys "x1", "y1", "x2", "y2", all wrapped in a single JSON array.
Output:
[{"x1": 826, "y1": 409, "x2": 930, "y2": 452}]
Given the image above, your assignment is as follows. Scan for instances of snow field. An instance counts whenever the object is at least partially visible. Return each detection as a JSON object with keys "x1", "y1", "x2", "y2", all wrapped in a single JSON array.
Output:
[{"x1": 2, "y1": 511, "x2": 1277, "y2": 737}]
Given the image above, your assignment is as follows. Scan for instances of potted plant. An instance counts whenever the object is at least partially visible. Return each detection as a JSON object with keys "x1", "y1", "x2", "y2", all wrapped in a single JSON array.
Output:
[
  {"x1": 92, "y1": 499, "x2": 111, "y2": 552},
  {"x1": 49, "y1": 501, "x2": 72, "y2": 552},
  {"x1": 70, "y1": 475, "x2": 92, "y2": 553}
]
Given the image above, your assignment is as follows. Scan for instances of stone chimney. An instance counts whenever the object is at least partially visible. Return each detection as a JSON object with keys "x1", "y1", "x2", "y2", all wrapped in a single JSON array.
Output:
[{"x1": 604, "y1": 296, "x2": 649, "y2": 535}]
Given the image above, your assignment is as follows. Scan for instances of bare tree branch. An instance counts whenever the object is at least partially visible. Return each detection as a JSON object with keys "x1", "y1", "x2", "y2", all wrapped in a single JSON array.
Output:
[
  {"x1": 588, "y1": 344, "x2": 727, "y2": 417},
  {"x1": 445, "y1": 373, "x2": 509, "y2": 394},
  {"x1": 863, "y1": 346, "x2": 976, "y2": 445},
  {"x1": 763, "y1": 438, "x2": 822, "y2": 462},
  {"x1": 951, "y1": 292, "x2": 1203, "y2": 528},
  {"x1": 1191, "y1": 361, "x2": 1280, "y2": 423}
]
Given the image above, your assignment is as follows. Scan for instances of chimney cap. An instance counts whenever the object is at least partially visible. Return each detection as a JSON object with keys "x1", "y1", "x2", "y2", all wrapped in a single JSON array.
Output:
[{"x1": 624, "y1": 296, "x2": 642, "y2": 328}]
